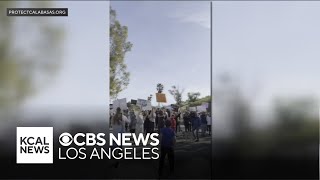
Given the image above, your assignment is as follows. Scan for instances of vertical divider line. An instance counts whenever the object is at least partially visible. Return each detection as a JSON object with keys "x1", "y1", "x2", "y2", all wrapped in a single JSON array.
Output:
[{"x1": 210, "y1": 1, "x2": 213, "y2": 179}]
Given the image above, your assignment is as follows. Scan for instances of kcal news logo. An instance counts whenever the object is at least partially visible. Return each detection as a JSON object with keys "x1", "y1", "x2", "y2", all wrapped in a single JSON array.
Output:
[{"x1": 16, "y1": 127, "x2": 53, "y2": 164}]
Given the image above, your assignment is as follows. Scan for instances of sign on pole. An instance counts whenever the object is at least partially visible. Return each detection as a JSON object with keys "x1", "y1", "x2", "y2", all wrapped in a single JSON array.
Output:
[{"x1": 156, "y1": 93, "x2": 167, "y2": 103}]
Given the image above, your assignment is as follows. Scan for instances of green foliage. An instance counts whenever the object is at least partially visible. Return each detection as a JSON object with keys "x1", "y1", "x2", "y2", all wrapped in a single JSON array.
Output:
[
  {"x1": 168, "y1": 86, "x2": 184, "y2": 107},
  {"x1": 187, "y1": 92, "x2": 201, "y2": 103},
  {"x1": 110, "y1": 7, "x2": 133, "y2": 100},
  {"x1": 0, "y1": 1, "x2": 64, "y2": 110},
  {"x1": 187, "y1": 95, "x2": 211, "y2": 107},
  {"x1": 156, "y1": 83, "x2": 164, "y2": 93}
]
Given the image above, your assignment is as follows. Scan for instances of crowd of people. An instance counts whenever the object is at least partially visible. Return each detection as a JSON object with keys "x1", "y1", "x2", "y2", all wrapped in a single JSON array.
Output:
[
  {"x1": 109, "y1": 107, "x2": 212, "y2": 140},
  {"x1": 109, "y1": 106, "x2": 212, "y2": 176}
]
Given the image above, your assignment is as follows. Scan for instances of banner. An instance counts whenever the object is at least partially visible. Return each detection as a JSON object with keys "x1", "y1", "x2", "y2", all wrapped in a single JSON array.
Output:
[
  {"x1": 189, "y1": 107, "x2": 196, "y2": 112},
  {"x1": 156, "y1": 93, "x2": 167, "y2": 103}
]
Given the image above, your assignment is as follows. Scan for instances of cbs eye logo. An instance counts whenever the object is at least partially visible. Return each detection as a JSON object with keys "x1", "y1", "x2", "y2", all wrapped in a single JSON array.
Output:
[{"x1": 59, "y1": 133, "x2": 73, "y2": 146}]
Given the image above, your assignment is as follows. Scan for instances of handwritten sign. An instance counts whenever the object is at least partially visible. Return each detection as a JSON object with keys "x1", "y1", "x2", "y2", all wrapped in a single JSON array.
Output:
[{"x1": 156, "y1": 93, "x2": 167, "y2": 103}]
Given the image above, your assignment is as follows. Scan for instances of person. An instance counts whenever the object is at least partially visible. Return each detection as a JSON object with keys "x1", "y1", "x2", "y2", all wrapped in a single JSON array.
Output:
[
  {"x1": 175, "y1": 112, "x2": 180, "y2": 132},
  {"x1": 128, "y1": 109, "x2": 137, "y2": 134},
  {"x1": 191, "y1": 112, "x2": 201, "y2": 142},
  {"x1": 170, "y1": 114, "x2": 177, "y2": 132},
  {"x1": 166, "y1": 109, "x2": 171, "y2": 118},
  {"x1": 144, "y1": 111, "x2": 151, "y2": 134},
  {"x1": 149, "y1": 108, "x2": 156, "y2": 133},
  {"x1": 207, "y1": 113, "x2": 212, "y2": 135},
  {"x1": 183, "y1": 112, "x2": 190, "y2": 132},
  {"x1": 111, "y1": 107, "x2": 129, "y2": 168},
  {"x1": 157, "y1": 110, "x2": 166, "y2": 134},
  {"x1": 200, "y1": 112, "x2": 208, "y2": 137},
  {"x1": 164, "y1": 109, "x2": 169, "y2": 120},
  {"x1": 135, "y1": 110, "x2": 144, "y2": 136},
  {"x1": 158, "y1": 120, "x2": 176, "y2": 177},
  {"x1": 155, "y1": 108, "x2": 160, "y2": 130},
  {"x1": 123, "y1": 110, "x2": 129, "y2": 133}
]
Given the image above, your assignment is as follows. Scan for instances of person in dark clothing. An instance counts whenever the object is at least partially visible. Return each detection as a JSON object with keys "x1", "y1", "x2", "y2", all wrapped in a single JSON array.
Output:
[
  {"x1": 144, "y1": 111, "x2": 151, "y2": 134},
  {"x1": 158, "y1": 120, "x2": 176, "y2": 177},
  {"x1": 200, "y1": 112, "x2": 208, "y2": 137},
  {"x1": 191, "y1": 112, "x2": 201, "y2": 142},
  {"x1": 157, "y1": 110, "x2": 166, "y2": 134},
  {"x1": 166, "y1": 109, "x2": 171, "y2": 118},
  {"x1": 183, "y1": 112, "x2": 191, "y2": 132},
  {"x1": 176, "y1": 112, "x2": 181, "y2": 132},
  {"x1": 129, "y1": 110, "x2": 137, "y2": 133},
  {"x1": 155, "y1": 109, "x2": 160, "y2": 130}
]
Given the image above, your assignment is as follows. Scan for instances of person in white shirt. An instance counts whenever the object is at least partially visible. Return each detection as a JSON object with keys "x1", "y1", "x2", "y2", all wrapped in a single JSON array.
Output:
[
  {"x1": 207, "y1": 113, "x2": 212, "y2": 135},
  {"x1": 164, "y1": 111, "x2": 169, "y2": 120}
]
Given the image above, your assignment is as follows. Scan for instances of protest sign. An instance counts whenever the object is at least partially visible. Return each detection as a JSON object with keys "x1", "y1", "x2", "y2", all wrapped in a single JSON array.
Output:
[
  {"x1": 156, "y1": 93, "x2": 167, "y2": 103},
  {"x1": 113, "y1": 98, "x2": 128, "y2": 110},
  {"x1": 142, "y1": 101, "x2": 152, "y2": 111},
  {"x1": 189, "y1": 107, "x2": 196, "y2": 111},
  {"x1": 137, "y1": 99, "x2": 148, "y2": 107}
]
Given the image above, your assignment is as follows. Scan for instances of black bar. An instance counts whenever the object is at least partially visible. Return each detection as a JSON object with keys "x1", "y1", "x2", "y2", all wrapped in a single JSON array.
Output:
[{"x1": 7, "y1": 8, "x2": 68, "y2": 16}]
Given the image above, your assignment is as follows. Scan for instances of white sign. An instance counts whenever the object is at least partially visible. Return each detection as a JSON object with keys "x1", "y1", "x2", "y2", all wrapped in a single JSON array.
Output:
[
  {"x1": 142, "y1": 101, "x2": 152, "y2": 111},
  {"x1": 113, "y1": 98, "x2": 128, "y2": 110},
  {"x1": 137, "y1": 99, "x2": 148, "y2": 107},
  {"x1": 189, "y1": 107, "x2": 196, "y2": 111}
]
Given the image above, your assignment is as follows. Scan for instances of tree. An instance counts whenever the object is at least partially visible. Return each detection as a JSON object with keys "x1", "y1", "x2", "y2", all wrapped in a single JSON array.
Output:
[
  {"x1": 168, "y1": 86, "x2": 184, "y2": 107},
  {"x1": 0, "y1": 1, "x2": 64, "y2": 111},
  {"x1": 156, "y1": 83, "x2": 164, "y2": 93},
  {"x1": 110, "y1": 7, "x2": 133, "y2": 100},
  {"x1": 187, "y1": 92, "x2": 201, "y2": 103}
]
